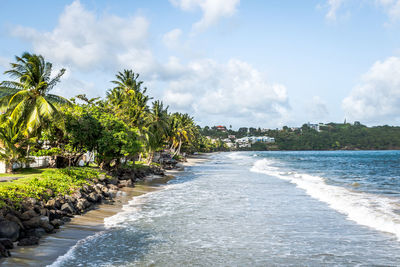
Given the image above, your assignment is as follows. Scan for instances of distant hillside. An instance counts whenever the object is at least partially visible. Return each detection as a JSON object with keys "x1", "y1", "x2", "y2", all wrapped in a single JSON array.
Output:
[{"x1": 201, "y1": 123, "x2": 400, "y2": 151}]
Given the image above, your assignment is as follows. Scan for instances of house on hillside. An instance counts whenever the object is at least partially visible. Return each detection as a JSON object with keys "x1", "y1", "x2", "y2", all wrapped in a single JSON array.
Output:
[{"x1": 215, "y1": 125, "x2": 227, "y2": 132}]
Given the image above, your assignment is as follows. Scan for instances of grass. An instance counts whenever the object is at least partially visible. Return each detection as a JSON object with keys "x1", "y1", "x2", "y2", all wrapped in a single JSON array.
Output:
[
  {"x1": 0, "y1": 168, "x2": 50, "y2": 178},
  {"x1": 0, "y1": 167, "x2": 103, "y2": 210}
]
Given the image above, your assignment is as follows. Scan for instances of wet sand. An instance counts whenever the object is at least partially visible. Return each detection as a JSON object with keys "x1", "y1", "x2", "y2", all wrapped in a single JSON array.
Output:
[{"x1": 1, "y1": 156, "x2": 209, "y2": 267}]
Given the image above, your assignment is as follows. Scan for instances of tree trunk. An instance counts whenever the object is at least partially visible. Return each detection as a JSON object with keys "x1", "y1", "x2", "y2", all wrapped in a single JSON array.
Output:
[{"x1": 5, "y1": 162, "x2": 13, "y2": 174}]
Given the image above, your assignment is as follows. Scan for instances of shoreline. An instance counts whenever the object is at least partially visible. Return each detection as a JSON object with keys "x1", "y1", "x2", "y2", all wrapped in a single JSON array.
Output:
[{"x1": 0, "y1": 156, "x2": 208, "y2": 267}]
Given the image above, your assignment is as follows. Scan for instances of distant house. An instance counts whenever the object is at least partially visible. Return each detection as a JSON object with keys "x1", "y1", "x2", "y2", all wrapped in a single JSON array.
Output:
[
  {"x1": 215, "y1": 125, "x2": 227, "y2": 132},
  {"x1": 236, "y1": 136, "x2": 275, "y2": 146},
  {"x1": 228, "y1": 135, "x2": 236, "y2": 139}
]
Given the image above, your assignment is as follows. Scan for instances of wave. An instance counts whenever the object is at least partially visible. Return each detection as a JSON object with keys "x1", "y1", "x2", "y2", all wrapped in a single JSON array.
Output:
[
  {"x1": 227, "y1": 152, "x2": 252, "y2": 161},
  {"x1": 251, "y1": 158, "x2": 400, "y2": 239},
  {"x1": 47, "y1": 231, "x2": 107, "y2": 267}
]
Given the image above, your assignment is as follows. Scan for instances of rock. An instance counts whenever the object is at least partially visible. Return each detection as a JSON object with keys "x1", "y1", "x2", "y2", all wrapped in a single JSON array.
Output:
[
  {"x1": 5, "y1": 214, "x2": 24, "y2": 230},
  {"x1": 25, "y1": 198, "x2": 38, "y2": 207},
  {"x1": 50, "y1": 219, "x2": 64, "y2": 228},
  {"x1": 39, "y1": 208, "x2": 49, "y2": 217},
  {"x1": 72, "y1": 191, "x2": 83, "y2": 200},
  {"x1": 41, "y1": 222, "x2": 54, "y2": 233},
  {"x1": 61, "y1": 203, "x2": 75, "y2": 214},
  {"x1": 76, "y1": 198, "x2": 91, "y2": 211},
  {"x1": 64, "y1": 195, "x2": 77, "y2": 204},
  {"x1": 81, "y1": 184, "x2": 93, "y2": 194},
  {"x1": 45, "y1": 199, "x2": 61, "y2": 210},
  {"x1": 108, "y1": 190, "x2": 118, "y2": 198},
  {"x1": 26, "y1": 228, "x2": 46, "y2": 238},
  {"x1": 0, "y1": 220, "x2": 20, "y2": 242},
  {"x1": 87, "y1": 192, "x2": 101, "y2": 203},
  {"x1": 107, "y1": 184, "x2": 119, "y2": 191},
  {"x1": 119, "y1": 180, "x2": 133, "y2": 187},
  {"x1": 107, "y1": 178, "x2": 119, "y2": 185},
  {"x1": 0, "y1": 238, "x2": 13, "y2": 249},
  {"x1": 18, "y1": 236, "x2": 39, "y2": 246},
  {"x1": 21, "y1": 209, "x2": 38, "y2": 220},
  {"x1": 0, "y1": 243, "x2": 10, "y2": 257}
]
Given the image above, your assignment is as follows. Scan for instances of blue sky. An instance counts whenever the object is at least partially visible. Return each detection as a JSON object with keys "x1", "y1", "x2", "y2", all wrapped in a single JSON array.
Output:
[{"x1": 1, "y1": 0, "x2": 400, "y2": 128}]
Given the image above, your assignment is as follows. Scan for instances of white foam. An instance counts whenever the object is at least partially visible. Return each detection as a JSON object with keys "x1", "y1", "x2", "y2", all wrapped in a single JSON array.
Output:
[
  {"x1": 227, "y1": 152, "x2": 251, "y2": 160},
  {"x1": 47, "y1": 231, "x2": 107, "y2": 267},
  {"x1": 251, "y1": 158, "x2": 400, "y2": 239}
]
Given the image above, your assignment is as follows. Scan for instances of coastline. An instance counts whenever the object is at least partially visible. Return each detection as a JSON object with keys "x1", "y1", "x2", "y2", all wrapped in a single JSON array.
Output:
[{"x1": 1, "y1": 156, "x2": 209, "y2": 267}]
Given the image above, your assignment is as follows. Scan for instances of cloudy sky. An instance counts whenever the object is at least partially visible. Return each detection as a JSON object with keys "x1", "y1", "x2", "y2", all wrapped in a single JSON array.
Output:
[{"x1": 1, "y1": 0, "x2": 400, "y2": 128}]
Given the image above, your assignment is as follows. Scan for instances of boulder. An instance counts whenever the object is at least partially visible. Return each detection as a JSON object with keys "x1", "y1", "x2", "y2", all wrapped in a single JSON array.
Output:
[
  {"x1": 18, "y1": 236, "x2": 39, "y2": 246},
  {"x1": 61, "y1": 203, "x2": 75, "y2": 214},
  {"x1": 21, "y1": 209, "x2": 38, "y2": 220},
  {"x1": 25, "y1": 228, "x2": 46, "y2": 238},
  {"x1": 41, "y1": 222, "x2": 54, "y2": 233},
  {"x1": 108, "y1": 190, "x2": 118, "y2": 198},
  {"x1": 107, "y1": 184, "x2": 119, "y2": 191},
  {"x1": 0, "y1": 220, "x2": 20, "y2": 242},
  {"x1": 45, "y1": 199, "x2": 61, "y2": 210},
  {"x1": 5, "y1": 214, "x2": 24, "y2": 230},
  {"x1": 39, "y1": 208, "x2": 49, "y2": 217},
  {"x1": 23, "y1": 216, "x2": 48, "y2": 229},
  {"x1": 64, "y1": 195, "x2": 77, "y2": 204},
  {"x1": 0, "y1": 243, "x2": 10, "y2": 257},
  {"x1": 0, "y1": 238, "x2": 13, "y2": 249},
  {"x1": 50, "y1": 219, "x2": 64, "y2": 228},
  {"x1": 87, "y1": 192, "x2": 101, "y2": 203},
  {"x1": 76, "y1": 198, "x2": 91, "y2": 211},
  {"x1": 119, "y1": 179, "x2": 133, "y2": 187}
]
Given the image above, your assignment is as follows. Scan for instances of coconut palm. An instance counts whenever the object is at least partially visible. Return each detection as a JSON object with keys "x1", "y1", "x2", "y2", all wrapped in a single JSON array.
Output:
[
  {"x1": 144, "y1": 101, "x2": 170, "y2": 163},
  {"x1": 0, "y1": 118, "x2": 29, "y2": 173},
  {"x1": 0, "y1": 52, "x2": 70, "y2": 135},
  {"x1": 168, "y1": 112, "x2": 196, "y2": 157}
]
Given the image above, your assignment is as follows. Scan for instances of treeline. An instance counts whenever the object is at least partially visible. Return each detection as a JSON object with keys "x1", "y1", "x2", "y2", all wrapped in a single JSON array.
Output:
[
  {"x1": 0, "y1": 52, "x2": 220, "y2": 173},
  {"x1": 201, "y1": 123, "x2": 400, "y2": 150}
]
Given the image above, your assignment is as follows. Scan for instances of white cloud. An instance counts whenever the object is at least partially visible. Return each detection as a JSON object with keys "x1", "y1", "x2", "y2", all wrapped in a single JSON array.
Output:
[
  {"x1": 163, "y1": 28, "x2": 183, "y2": 49},
  {"x1": 170, "y1": 0, "x2": 240, "y2": 31},
  {"x1": 342, "y1": 56, "x2": 400, "y2": 123},
  {"x1": 11, "y1": 0, "x2": 154, "y2": 72},
  {"x1": 376, "y1": 0, "x2": 400, "y2": 22},
  {"x1": 162, "y1": 58, "x2": 290, "y2": 127},
  {"x1": 324, "y1": 0, "x2": 400, "y2": 22},
  {"x1": 326, "y1": 0, "x2": 345, "y2": 20}
]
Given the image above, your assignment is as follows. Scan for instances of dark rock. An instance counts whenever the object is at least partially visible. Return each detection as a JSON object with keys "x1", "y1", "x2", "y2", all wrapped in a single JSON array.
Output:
[
  {"x1": 87, "y1": 192, "x2": 101, "y2": 203},
  {"x1": 18, "y1": 236, "x2": 39, "y2": 246},
  {"x1": 23, "y1": 216, "x2": 49, "y2": 229},
  {"x1": 45, "y1": 199, "x2": 61, "y2": 210},
  {"x1": 108, "y1": 190, "x2": 118, "y2": 198},
  {"x1": 0, "y1": 220, "x2": 20, "y2": 242},
  {"x1": 41, "y1": 222, "x2": 54, "y2": 233},
  {"x1": 107, "y1": 178, "x2": 118, "y2": 185},
  {"x1": 61, "y1": 203, "x2": 75, "y2": 214},
  {"x1": 21, "y1": 209, "x2": 38, "y2": 220},
  {"x1": 26, "y1": 228, "x2": 46, "y2": 238},
  {"x1": 50, "y1": 219, "x2": 64, "y2": 228},
  {"x1": 65, "y1": 195, "x2": 77, "y2": 204},
  {"x1": 5, "y1": 214, "x2": 24, "y2": 230},
  {"x1": 0, "y1": 243, "x2": 10, "y2": 257},
  {"x1": 0, "y1": 238, "x2": 13, "y2": 249},
  {"x1": 39, "y1": 208, "x2": 49, "y2": 217}
]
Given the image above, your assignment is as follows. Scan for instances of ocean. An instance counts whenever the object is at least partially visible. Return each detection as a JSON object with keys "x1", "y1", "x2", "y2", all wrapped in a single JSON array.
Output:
[{"x1": 49, "y1": 151, "x2": 400, "y2": 266}]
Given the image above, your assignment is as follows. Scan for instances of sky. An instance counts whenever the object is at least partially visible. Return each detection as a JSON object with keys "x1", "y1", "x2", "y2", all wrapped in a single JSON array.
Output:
[{"x1": 1, "y1": 0, "x2": 400, "y2": 129}]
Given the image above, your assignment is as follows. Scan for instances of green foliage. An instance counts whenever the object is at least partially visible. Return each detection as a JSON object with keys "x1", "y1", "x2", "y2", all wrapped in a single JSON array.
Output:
[{"x1": 0, "y1": 167, "x2": 100, "y2": 209}]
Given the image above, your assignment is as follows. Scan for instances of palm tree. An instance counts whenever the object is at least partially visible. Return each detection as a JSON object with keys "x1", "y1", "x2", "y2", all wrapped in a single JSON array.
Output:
[
  {"x1": 0, "y1": 52, "x2": 70, "y2": 135},
  {"x1": 168, "y1": 113, "x2": 196, "y2": 157},
  {"x1": 144, "y1": 100, "x2": 170, "y2": 163},
  {"x1": 0, "y1": 118, "x2": 29, "y2": 173}
]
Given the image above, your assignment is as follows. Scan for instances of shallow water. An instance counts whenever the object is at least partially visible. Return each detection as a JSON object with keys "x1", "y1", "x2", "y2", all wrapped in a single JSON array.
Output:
[{"x1": 50, "y1": 151, "x2": 400, "y2": 266}]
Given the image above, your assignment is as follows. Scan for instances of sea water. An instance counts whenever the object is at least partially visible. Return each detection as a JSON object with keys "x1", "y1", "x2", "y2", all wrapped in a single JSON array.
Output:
[{"x1": 50, "y1": 151, "x2": 400, "y2": 266}]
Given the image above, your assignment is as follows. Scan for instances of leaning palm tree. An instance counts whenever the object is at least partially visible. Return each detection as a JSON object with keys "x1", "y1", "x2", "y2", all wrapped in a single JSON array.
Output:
[{"x1": 0, "y1": 52, "x2": 70, "y2": 135}]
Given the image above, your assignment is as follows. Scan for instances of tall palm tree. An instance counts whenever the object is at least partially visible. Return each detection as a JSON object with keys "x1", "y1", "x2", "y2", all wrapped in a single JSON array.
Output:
[
  {"x1": 168, "y1": 112, "x2": 196, "y2": 157},
  {"x1": 0, "y1": 52, "x2": 70, "y2": 135},
  {"x1": 144, "y1": 101, "x2": 170, "y2": 163}
]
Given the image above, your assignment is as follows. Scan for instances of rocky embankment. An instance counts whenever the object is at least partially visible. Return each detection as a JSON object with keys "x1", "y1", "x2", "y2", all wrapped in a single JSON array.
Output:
[{"x1": 0, "y1": 165, "x2": 165, "y2": 259}]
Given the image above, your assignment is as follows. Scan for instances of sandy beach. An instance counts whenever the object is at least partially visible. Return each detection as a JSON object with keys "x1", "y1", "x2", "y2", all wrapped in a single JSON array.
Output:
[{"x1": 1, "y1": 156, "x2": 209, "y2": 267}]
